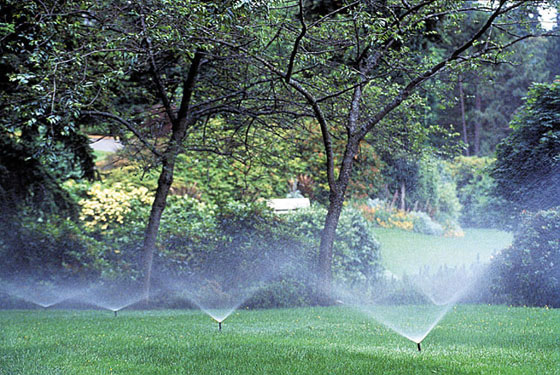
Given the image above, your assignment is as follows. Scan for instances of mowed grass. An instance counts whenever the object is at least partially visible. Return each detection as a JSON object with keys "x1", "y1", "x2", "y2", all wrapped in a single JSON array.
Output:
[
  {"x1": 373, "y1": 228, "x2": 513, "y2": 276},
  {"x1": 1, "y1": 305, "x2": 559, "y2": 375},
  {"x1": 93, "y1": 150, "x2": 112, "y2": 162}
]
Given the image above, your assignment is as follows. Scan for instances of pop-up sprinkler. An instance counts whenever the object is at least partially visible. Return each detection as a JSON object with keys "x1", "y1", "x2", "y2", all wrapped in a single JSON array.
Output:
[
  {"x1": 417, "y1": 342, "x2": 422, "y2": 352},
  {"x1": 218, "y1": 321, "x2": 222, "y2": 331},
  {"x1": 114, "y1": 310, "x2": 118, "y2": 317}
]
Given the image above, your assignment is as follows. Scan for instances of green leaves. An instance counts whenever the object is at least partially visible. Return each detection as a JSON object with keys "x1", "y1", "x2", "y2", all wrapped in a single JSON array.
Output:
[
  {"x1": 493, "y1": 80, "x2": 560, "y2": 213},
  {"x1": 493, "y1": 206, "x2": 560, "y2": 307}
]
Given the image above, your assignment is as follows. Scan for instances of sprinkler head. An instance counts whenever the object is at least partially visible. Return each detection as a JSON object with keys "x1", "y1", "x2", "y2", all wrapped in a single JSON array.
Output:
[
  {"x1": 417, "y1": 342, "x2": 422, "y2": 352},
  {"x1": 218, "y1": 321, "x2": 222, "y2": 331},
  {"x1": 114, "y1": 310, "x2": 118, "y2": 317}
]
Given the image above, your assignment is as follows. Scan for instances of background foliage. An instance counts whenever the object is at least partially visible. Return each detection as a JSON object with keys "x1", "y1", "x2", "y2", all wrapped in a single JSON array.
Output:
[
  {"x1": 490, "y1": 207, "x2": 560, "y2": 307},
  {"x1": 1, "y1": 0, "x2": 559, "y2": 308},
  {"x1": 493, "y1": 80, "x2": 560, "y2": 216}
]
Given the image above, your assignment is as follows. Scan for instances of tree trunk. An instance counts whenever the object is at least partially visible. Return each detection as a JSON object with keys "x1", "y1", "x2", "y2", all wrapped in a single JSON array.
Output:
[
  {"x1": 317, "y1": 139, "x2": 358, "y2": 303},
  {"x1": 142, "y1": 130, "x2": 187, "y2": 298},
  {"x1": 458, "y1": 76, "x2": 470, "y2": 156},
  {"x1": 390, "y1": 190, "x2": 398, "y2": 210},
  {"x1": 142, "y1": 155, "x2": 177, "y2": 299},
  {"x1": 142, "y1": 52, "x2": 203, "y2": 299},
  {"x1": 474, "y1": 88, "x2": 482, "y2": 155},
  {"x1": 317, "y1": 191, "x2": 344, "y2": 302},
  {"x1": 400, "y1": 181, "x2": 406, "y2": 211}
]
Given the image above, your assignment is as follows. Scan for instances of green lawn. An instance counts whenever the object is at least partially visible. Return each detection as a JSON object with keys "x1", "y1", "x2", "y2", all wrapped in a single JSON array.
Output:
[
  {"x1": 373, "y1": 228, "x2": 513, "y2": 276},
  {"x1": 93, "y1": 150, "x2": 112, "y2": 162},
  {"x1": 0, "y1": 306, "x2": 558, "y2": 375}
]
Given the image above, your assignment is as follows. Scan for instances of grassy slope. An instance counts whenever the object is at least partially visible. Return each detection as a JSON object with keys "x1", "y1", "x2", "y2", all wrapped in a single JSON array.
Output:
[
  {"x1": 0, "y1": 306, "x2": 558, "y2": 375},
  {"x1": 373, "y1": 228, "x2": 513, "y2": 276}
]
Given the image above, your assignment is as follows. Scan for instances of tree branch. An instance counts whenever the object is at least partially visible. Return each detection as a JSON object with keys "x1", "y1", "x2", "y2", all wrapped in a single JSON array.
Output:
[
  {"x1": 81, "y1": 110, "x2": 162, "y2": 157},
  {"x1": 177, "y1": 50, "x2": 205, "y2": 123},
  {"x1": 285, "y1": 0, "x2": 307, "y2": 83},
  {"x1": 139, "y1": 10, "x2": 176, "y2": 124},
  {"x1": 207, "y1": 37, "x2": 338, "y2": 192},
  {"x1": 359, "y1": 0, "x2": 509, "y2": 138}
]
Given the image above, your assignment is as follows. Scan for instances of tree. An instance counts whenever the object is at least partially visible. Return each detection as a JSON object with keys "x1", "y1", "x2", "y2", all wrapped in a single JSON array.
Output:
[
  {"x1": 4, "y1": 0, "x2": 278, "y2": 296},
  {"x1": 418, "y1": 3, "x2": 554, "y2": 156},
  {"x1": 220, "y1": 0, "x2": 559, "y2": 299},
  {"x1": 85, "y1": 1, "x2": 279, "y2": 297},
  {"x1": 493, "y1": 80, "x2": 560, "y2": 214},
  {"x1": 450, "y1": 38, "x2": 550, "y2": 156},
  {"x1": 4, "y1": 0, "x2": 557, "y2": 302},
  {"x1": 544, "y1": 23, "x2": 560, "y2": 80}
]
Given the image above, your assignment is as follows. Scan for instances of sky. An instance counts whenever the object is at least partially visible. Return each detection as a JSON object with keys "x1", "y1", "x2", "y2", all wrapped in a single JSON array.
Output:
[{"x1": 539, "y1": 6, "x2": 558, "y2": 30}]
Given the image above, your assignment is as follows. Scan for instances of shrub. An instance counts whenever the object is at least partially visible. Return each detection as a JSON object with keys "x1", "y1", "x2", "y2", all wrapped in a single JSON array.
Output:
[
  {"x1": 0, "y1": 211, "x2": 106, "y2": 281},
  {"x1": 446, "y1": 156, "x2": 509, "y2": 229},
  {"x1": 409, "y1": 211, "x2": 444, "y2": 236},
  {"x1": 359, "y1": 199, "x2": 413, "y2": 231},
  {"x1": 492, "y1": 81, "x2": 560, "y2": 215},
  {"x1": 490, "y1": 207, "x2": 560, "y2": 307},
  {"x1": 413, "y1": 156, "x2": 462, "y2": 228},
  {"x1": 358, "y1": 199, "x2": 449, "y2": 236},
  {"x1": 64, "y1": 183, "x2": 383, "y2": 307},
  {"x1": 245, "y1": 280, "x2": 315, "y2": 308},
  {"x1": 78, "y1": 183, "x2": 153, "y2": 232},
  {"x1": 152, "y1": 201, "x2": 319, "y2": 307}
]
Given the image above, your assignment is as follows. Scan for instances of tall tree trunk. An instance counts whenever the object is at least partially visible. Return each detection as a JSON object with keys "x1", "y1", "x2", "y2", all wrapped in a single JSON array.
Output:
[
  {"x1": 458, "y1": 76, "x2": 470, "y2": 156},
  {"x1": 317, "y1": 139, "x2": 358, "y2": 302},
  {"x1": 317, "y1": 191, "x2": 344, "y2": 301},
  {"x1": 142, "y1": 52, "x2": 203, "y2": 299},
  {"x1": 142, "y1": 152, "x2": 178, "y2": 299},
  {"x1": 400, "y1": 181, "x2": 406, "y2": 211},
  {"x1": 474, "y1": 87, "x2": 482, "y2": 155}
]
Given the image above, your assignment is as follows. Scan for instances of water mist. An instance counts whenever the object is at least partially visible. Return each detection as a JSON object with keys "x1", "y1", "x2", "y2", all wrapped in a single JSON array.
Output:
[{"x1": 334, "y1": 259, "x2": 489, "y2": 350}]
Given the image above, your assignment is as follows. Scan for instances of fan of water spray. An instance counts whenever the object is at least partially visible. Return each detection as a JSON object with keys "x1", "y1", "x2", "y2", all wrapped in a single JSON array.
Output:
[
  {"x1": 162, "y1": 273, "x2": 264, "y2": 330},
  {"x1": 334, "y1": 262, "x2": 486, "y2": 350},
  {"x1": 156, "y1": 253, "x2": 284, "y2": 330},
  {"x1": 0, "y1": 279, "x2": 86, "y2": 309},
  {"x1": 77, "y1": 281, "x2": 147, "y2": 315}
]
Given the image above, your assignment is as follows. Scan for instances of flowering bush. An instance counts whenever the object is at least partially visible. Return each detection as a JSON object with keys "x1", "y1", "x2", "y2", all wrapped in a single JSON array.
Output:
[
  {"x1": 357, "y1": 199, "x2": 463, "y2": 237},
  {"x1": 78, "y1": 183, "x2": 153, "y2": 232},
  {"x1": 409, "y1": 211, "x2": 443, "y2": 236},
  {"x1": 360, "y1": 204, "x2": 414, "y2": 231}
]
